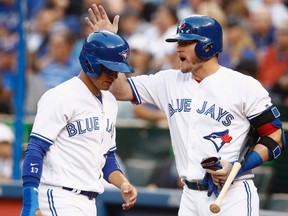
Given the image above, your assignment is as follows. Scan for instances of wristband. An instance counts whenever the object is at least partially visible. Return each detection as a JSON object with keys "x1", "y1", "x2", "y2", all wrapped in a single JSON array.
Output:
[{"x1": 237, "y1": 150, "x2": 263, "y2": 176}]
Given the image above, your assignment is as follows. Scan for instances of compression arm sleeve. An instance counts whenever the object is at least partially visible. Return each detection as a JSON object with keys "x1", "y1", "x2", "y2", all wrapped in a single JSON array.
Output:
[
  {"x1": 102, "y1": 151, "x2": 122, "y2": 182},
  {"x1": 22, "y1": 136, "x2": 51, "y2": 188}
]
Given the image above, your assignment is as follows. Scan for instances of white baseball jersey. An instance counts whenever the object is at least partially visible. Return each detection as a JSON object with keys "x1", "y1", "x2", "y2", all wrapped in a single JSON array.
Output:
[
  {"x1": 129, "y1": 66, "x2": 272, "y2": 181},
  {"x1": 31, "y1": 77, "x2": 117, "y2": 194}
]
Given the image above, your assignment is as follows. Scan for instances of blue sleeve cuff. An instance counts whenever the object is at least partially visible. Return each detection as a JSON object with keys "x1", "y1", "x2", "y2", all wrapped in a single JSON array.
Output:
[
  {"x1": 22, "y1": 176, "x2": 40, "y2": 188},
  {"x1": 102, "y1": 151, "x2": 122, "y2": 182}
]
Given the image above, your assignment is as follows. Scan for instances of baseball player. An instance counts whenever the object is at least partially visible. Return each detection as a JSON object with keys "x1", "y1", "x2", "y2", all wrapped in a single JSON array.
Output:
[
  {"x1": 86, "y1": 5, "x2": 286, "y2": 216},
  {"x1": 20, "y1": 30, "x2": 137, "y2": 216}
]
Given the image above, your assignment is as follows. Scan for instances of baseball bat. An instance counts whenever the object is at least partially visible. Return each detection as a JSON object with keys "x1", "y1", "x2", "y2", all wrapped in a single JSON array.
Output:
[{"x1": 209, "y1": 126, "x2": 258, "y2": 214}]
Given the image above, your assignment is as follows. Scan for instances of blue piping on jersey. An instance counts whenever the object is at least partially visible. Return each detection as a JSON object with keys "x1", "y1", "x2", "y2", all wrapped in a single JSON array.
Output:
[
  {"x1": 127, "y1": 78, "x2": 141, "y2": 105},
  {"x1": 30, "y1": 132, "x2": 54, "y2": 145}
]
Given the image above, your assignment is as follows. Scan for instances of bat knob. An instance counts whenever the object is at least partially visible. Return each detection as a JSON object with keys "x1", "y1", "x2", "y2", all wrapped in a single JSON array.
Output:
[{"x1": 210, "y1": 203, "x2": 220, "y2": 213}]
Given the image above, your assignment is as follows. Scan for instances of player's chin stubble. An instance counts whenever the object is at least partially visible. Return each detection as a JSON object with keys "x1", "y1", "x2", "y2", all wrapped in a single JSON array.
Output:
[{"x1": 180, "y1": 61, "x2": 199, "y2": 74}]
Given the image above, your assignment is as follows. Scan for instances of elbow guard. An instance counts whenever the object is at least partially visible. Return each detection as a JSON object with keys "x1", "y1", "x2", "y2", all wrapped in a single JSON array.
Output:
[
  {"x1": 250, "y1": 106, "x2": 285, "y2": 160},
  {"x1": 250, "y1": 106, "x2": 281, "y2": 129},
  {"x1": 257, "y1": 136, "x2": 282, "y2": 160}
]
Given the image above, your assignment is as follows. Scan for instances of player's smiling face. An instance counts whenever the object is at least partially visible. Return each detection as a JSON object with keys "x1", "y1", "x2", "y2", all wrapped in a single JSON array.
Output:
[{"x1": 177, "y1": 40, "x2": 201, "y2": 73}]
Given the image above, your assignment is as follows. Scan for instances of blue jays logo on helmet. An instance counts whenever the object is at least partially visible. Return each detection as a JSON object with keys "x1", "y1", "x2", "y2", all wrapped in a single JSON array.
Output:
[
  {"x1": 119, "y1": 49, "x2": 129, "y2": 62},
  {"x1": 204, "y1": 129, "x2": 233, "y2": 152},
  {"x1": 178, "y1": 22, "x2": 192, "y2": 34},
  {"x1": 179, "y1": 23, "x2": 185, "y2": 29}
]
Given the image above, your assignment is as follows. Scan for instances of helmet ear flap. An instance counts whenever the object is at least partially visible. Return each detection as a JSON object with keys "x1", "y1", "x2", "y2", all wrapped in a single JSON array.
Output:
[
  {"x1": 84, "y1": 60, "x2": 101, "y2": 78},
  {"x1": 195, "y1": 40, "x2": 215, "y2": 60},
  {"x1": 79, "y1": 50, "x2": 101, "y2": 77}
]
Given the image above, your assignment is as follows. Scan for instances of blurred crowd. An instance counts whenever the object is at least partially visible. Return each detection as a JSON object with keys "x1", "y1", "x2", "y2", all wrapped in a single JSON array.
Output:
[
  {"x1": 0, "y1": 0, "x2": 287, "y2": 118},
  {"x1": 0, "y1": 122, "x2": 14, "y2": 181}
]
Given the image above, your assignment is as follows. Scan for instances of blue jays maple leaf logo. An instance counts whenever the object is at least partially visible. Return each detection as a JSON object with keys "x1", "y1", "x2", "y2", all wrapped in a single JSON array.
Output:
[
  {"x1": 204, "y1": 129, "x2": 233, "y2": 152},
  {"x1": 119, "y1": 49, "x2": 129, "y2": 61},
  {"x1": 179, "y1": 23, "x2": 186, "y2": 29},
  {"x1": 178, "y1": 22, "x2": 192, "y2": 34}
]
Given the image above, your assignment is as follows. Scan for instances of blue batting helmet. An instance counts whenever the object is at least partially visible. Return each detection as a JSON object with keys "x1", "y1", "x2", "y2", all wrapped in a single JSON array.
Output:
[
  {"x1": 166, "y1": 15, "x2": 223, "y2": 60},
  {"x1": 79, "y1": 30, "x2": 134, "y2": 77}
]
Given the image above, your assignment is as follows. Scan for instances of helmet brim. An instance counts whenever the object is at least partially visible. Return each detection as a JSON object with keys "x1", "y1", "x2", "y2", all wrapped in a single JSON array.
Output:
[
  {"x1": 98, "y1": 59, "x2": 134, "y2": 73},
  {"x1": 166, "y1": 33, "x2": 206, "y2": 42}
]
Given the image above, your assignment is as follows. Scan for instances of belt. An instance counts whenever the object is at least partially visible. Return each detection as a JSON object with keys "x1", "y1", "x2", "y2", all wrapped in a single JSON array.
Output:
[
  {"x1": 185, "y1": 180, "x2": 208, "y2": 191},
  {"x1": 62, "y1": 186, "x2": 98, "y2": 200}
]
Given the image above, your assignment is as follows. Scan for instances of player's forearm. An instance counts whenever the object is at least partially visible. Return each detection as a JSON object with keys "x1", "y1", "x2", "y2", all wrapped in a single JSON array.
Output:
[
  {"x1": 109, "y1": 73, "x2": 134, "y2": 101},
  {"x1": 108, "y1": 170, "x2": 130, "y2": 189},
  {"x1": 133, "y1": 105, "x2": 166, "y2": 122}
]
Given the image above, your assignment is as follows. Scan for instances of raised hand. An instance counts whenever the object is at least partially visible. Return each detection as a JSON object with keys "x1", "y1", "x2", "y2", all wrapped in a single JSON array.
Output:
[{"x1": 85, "y1": 4, "x2": 119, "y2": 33}]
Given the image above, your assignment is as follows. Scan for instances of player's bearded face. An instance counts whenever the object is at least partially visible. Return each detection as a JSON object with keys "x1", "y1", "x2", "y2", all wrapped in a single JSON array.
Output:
[{"x1": 177, "y1": 41, "x2": 202, "y2": 73}]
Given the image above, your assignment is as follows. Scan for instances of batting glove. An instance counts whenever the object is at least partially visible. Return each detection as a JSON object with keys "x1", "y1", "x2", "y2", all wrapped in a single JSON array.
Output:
[
  {"x1": 20, "y1": 186, "x2": 40, "y2": 216},
  {"x1": 202, "y1": 173, "x2": 220, "y2": 197},
  {"x1": 201, "y1": 156, "x2": 222, "y2": 197}
]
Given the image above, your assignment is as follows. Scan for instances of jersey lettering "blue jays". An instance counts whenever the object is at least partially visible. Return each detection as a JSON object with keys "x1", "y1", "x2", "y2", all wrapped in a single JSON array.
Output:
[
  {"x1": 66, "y1": 117, "x2": 115, "y2": 138},
  {"x1": 168, "y1": 99, "x2": 234, "y2": 126}
]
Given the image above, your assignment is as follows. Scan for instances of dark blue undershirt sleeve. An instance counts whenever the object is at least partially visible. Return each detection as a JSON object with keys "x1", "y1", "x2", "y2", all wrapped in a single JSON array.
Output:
[
  {"x1": 102, "y1": 151, "x2": 122, "y2": 182},
  {"x1": 22, "y1": 136, "x2": 52, "y2": 188}
]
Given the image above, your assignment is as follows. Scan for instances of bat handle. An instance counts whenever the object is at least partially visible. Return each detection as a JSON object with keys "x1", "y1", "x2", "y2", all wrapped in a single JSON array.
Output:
[{"x1": 209, "y1": 162, "x2": 242, "y2": 213}]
